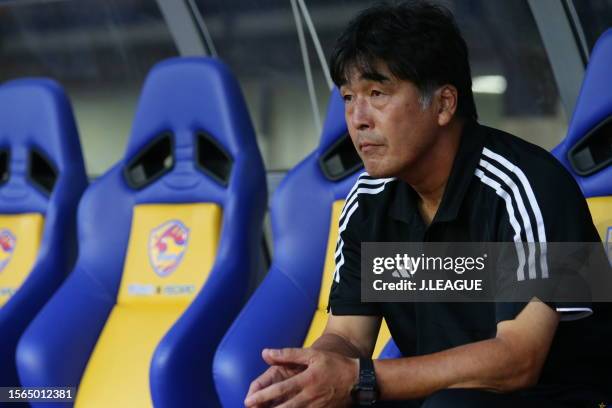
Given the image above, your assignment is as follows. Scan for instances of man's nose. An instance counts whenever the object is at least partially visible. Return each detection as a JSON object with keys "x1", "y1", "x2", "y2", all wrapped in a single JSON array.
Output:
[{"x1": 349, "y1": 98, "x2": 373, "y2": 131}]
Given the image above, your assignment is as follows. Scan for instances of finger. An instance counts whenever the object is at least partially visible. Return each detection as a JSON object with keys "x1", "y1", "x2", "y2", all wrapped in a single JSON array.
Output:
[
  {"x1": 262, "y1": 348, "x2": 313, "y2": 366},
  {"x1": 245, "y1": 376, "x2": 301, "y2": 408},
  {"x1": 247, "y1": 367, "x2": 280, "y2": 397},
  {"x1": 275, "y1": 392, "x2": 310, "y2": 408},
  {"x1": 244, "y1": 371, "x2": 305, "y2": 407},
  {"x1": 266, "y1": 389, "x2": 296, "y2": 408}
]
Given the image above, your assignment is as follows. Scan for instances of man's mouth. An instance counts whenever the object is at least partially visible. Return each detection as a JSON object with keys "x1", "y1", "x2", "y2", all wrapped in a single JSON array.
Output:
[{"x1": 359, "y1": 141, "x2": 384, "y2": 153}]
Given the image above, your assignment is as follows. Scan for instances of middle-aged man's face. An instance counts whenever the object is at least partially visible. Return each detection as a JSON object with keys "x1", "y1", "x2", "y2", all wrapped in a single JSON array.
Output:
[{"x1": 340, "y1": 62, "x2": 440, "y2": 179}]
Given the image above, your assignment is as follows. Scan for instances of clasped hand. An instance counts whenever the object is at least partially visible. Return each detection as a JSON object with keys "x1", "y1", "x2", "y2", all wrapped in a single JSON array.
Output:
[{"x1": 244, "y1": 348, "x2": 359, "y2": 408}]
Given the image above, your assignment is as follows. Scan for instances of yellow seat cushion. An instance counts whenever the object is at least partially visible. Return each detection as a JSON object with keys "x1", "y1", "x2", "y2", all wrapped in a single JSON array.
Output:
[
  {"x1": 302, "y1": 201, "x2": 392, "y2": 357},
  {"x1": 75, "y1": 304, "x2": 186, "y2": 407},
  {"x1": 587, "y1": 196, "x2": 612, "y2": 265},
  {"x1": 587, "y1": 197, "x2": 612, "y2": 242},
  {"x1": 76, "y1": 203, "x2": 221, "y2": 407},
  {"x1": 0, "y1": 213, "x2": 44, "y2": 308}
]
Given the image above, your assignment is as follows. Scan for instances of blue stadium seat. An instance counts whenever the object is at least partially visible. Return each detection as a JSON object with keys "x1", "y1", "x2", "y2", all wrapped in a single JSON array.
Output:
[
  {"x1": 552, "y1": 28, "x2": 612, "y2": 250},
  {"x1": 0, "y1": 79, "x2": 87, "y2": 392},
  {"x1": 16, "y1": 58, "x2": 266, "y2": 407},
  {"x1": 213, "y1": 89, "x2": 394, "y2": 408}
]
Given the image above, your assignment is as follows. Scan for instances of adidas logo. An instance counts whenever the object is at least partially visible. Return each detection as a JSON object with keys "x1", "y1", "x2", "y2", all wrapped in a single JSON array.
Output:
[{"x1": 392, "y1": 265, "x2": 412, "y2": 278}]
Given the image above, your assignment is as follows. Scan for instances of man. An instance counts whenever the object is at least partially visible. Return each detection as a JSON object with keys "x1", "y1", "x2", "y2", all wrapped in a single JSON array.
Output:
[{"x1": 245, "y1": 2, "x2": 611, "y2": 407}]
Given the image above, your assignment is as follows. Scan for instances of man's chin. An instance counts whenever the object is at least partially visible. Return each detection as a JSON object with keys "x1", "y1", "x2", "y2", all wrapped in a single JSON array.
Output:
[{"x1": 363, "y1": 164, "x2": 393, "y2": 179}]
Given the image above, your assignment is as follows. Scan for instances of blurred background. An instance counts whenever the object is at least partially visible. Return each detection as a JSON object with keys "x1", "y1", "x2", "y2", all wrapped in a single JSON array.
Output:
[{"x1": 0, "y1": 0, "x2": 610, "y2": 177}]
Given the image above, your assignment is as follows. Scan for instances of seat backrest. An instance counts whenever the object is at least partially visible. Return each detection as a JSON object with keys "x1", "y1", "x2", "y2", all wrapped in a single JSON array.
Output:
[
  {"x1": 0, "y1": 79, "x2": 86, "y2": 308},
  {"x1": 0, "y1": 78, "x2": 87, "y2": 386},
  {"x1": 275, "y1": 89, "x2": 392, "y2": 354},
  {"x1": 68, "y1": 57, "x2": 266, "y2": 407},
  {"x1": 552, "y1": 28, "x2": 612, "y2": 254},
  {"x1": 213, "y1": 88, "x2": 392, "y2": 408}
]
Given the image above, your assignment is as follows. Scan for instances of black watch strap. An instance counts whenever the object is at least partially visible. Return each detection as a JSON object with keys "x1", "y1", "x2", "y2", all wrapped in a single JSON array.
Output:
[
  {"x1": 351, "y1": 358, "x2": 378, "y2": 406},
  {"x1": 359, "y1": 358, "x2": 376, "y2": 384}
]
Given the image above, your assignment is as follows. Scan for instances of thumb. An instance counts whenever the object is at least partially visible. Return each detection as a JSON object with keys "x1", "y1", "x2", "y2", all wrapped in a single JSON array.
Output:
[{"x1": 262, "y1": 348, "x2": 313, "y2": 366}]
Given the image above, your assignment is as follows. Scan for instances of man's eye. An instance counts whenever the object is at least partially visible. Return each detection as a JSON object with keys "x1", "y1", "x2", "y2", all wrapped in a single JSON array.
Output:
[
  {"x1": 371, "y1": 90, "x2": 382, "y2": 97},
  {"x1": 342, "y1": 94, "x2": 353, "y2": 103}
]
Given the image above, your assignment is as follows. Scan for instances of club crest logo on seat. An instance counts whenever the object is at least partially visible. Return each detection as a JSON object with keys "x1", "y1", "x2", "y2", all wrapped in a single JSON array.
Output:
[
  {"x1": 0, "y1": 229, "x2": 16, "y2": 273},
  {"x1": 148, "y1": 220, "x2": 190, "y2": 277}
]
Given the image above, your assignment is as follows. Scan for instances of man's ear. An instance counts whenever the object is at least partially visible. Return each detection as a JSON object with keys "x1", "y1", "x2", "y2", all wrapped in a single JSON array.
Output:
[{"x1": 436, "y1": 85, "x2": 459, "y2": 126}]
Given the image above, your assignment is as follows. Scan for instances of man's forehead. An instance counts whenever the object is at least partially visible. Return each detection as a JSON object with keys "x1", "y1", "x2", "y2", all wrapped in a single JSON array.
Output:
[{"x1": 342, "y1": 63, "x2": 395, "y2": 88}]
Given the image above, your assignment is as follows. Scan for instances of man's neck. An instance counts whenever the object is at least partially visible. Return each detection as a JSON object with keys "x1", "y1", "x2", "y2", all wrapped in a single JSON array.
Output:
[{"x1": 400, "y1": 120, "x2": 465, "y2": 225}]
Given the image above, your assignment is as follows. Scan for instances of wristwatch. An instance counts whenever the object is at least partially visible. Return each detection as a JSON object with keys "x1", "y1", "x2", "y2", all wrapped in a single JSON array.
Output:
[{"x1": 351, "y1": 358, "x2": 379, "y2": 406}]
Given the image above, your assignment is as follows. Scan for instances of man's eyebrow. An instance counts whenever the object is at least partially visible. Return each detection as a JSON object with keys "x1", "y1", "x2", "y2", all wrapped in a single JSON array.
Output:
[
  {"x1": 339, "y1": 70, "x2": 391, "y2": 89},
  {"x1": 360, "y1": 71, "x2": 391, "y2": 83}
]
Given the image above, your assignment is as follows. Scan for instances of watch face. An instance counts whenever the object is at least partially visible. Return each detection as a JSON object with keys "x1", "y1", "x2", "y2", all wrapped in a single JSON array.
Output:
[{"x1": 356, "y1": 389, "x2": 378, "y2": 404}]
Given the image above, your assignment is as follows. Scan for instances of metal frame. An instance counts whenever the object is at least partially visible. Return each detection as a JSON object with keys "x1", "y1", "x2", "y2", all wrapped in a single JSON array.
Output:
[
  {"x1": 527, "y1": 0, "x2": 586, "y2": 117},
  {"x1": 291, "y1": 0, "x2": 322, "y2": 133},
  {"x1": 561, "y1": 0, "x2": 590, "y2": 64},
  {"x1": 155, "y1": 0, "x2": 211, "y2": 56}
]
